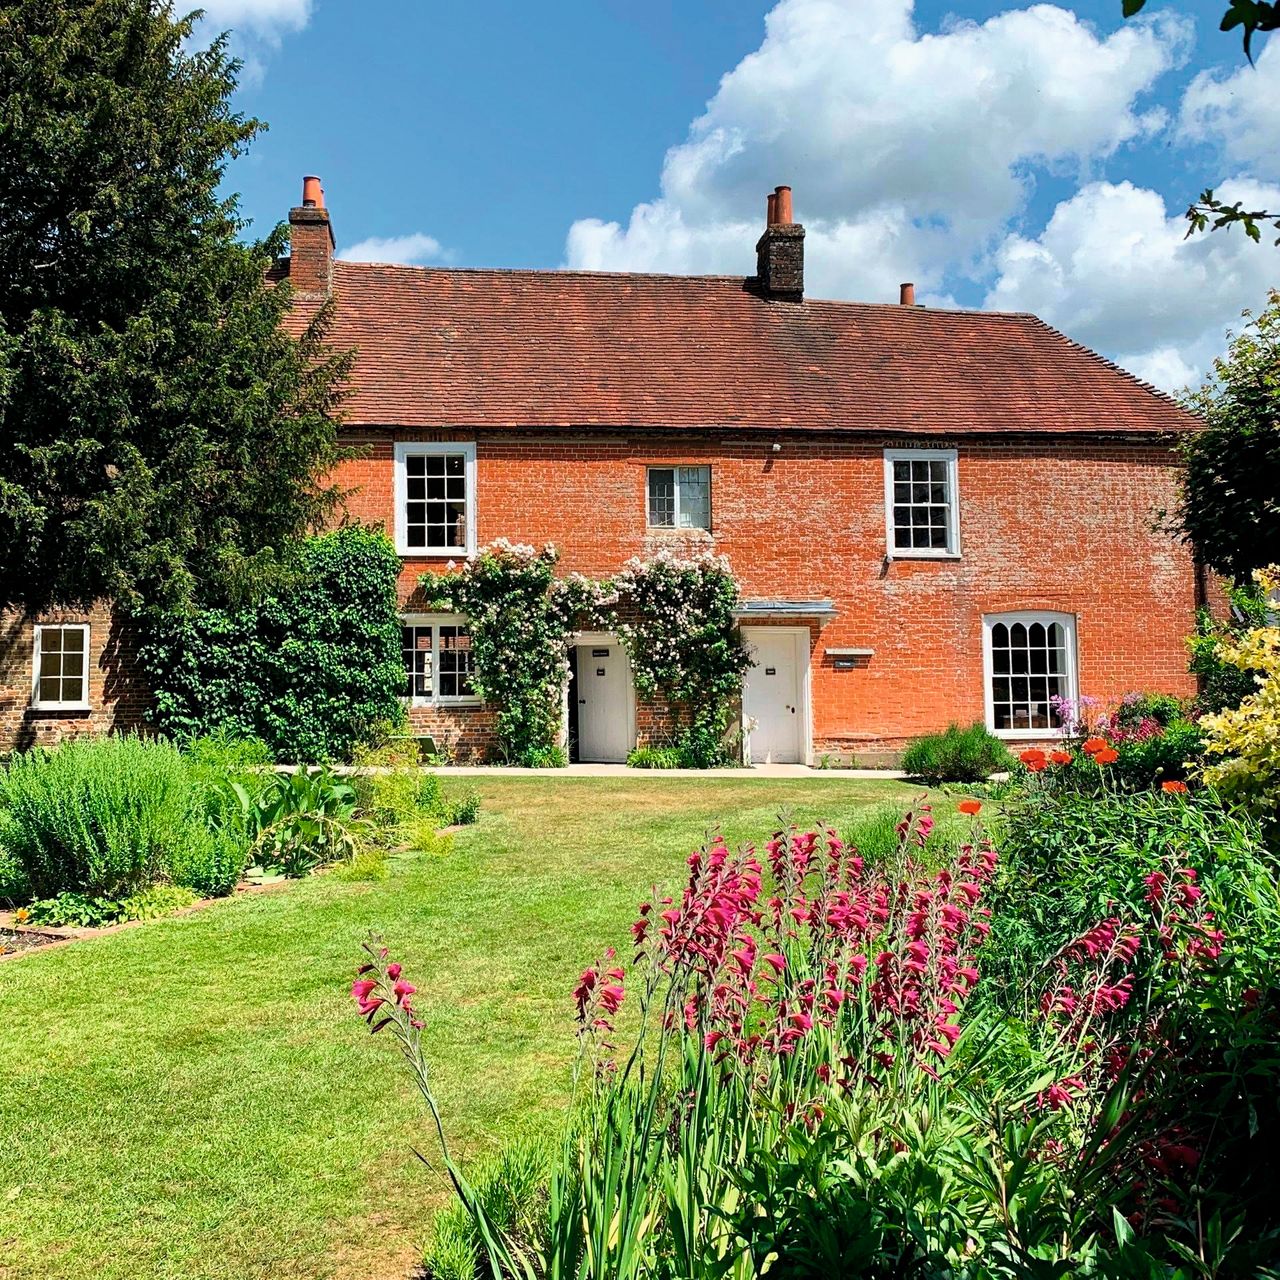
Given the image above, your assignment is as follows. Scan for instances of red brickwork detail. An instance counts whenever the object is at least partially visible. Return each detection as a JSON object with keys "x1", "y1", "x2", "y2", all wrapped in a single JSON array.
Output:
[
  {"x1": 0, "y1": 605, "x2": 150, "y2": 754},
  {"x1": 335, "y1": 431, "x2": 1199, "y2": 756},
  {"x1": 404, "y1": 703, "x2": 499, "y2": 763}
]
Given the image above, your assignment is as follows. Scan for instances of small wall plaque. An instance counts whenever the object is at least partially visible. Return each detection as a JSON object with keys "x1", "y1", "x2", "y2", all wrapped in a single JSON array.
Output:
[
  {"x1": 596, "y1": 668, "x2": 606, "y2": 677},
  {"x1": 591, "y1": 648, "x2": 610, "y2": 657},
  {"x1": 765, "y1": 667, "x2": 777, "y2": 675}
]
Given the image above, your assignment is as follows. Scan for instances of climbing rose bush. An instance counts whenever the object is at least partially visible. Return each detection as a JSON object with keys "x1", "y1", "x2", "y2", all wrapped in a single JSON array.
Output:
[
  {"x1": 612, "y1": 547, "x2": 750, "y2": 766},
  {"x1": 420, "y1": 540, "x2": 613, "y2": 766}
]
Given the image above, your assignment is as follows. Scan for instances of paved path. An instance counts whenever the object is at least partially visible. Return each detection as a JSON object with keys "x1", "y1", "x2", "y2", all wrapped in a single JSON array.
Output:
[{"x1": 428, "y1": 763, "x2": 908, "y2": 779}]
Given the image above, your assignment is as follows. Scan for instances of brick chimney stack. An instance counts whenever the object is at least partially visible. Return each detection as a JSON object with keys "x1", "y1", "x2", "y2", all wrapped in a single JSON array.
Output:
[
  {"x1": 288, "y1": 175, "x2": 334, "y2": 299},
  {"x1": 753, "y1": 184, "x2": 804, "y2": 302}
]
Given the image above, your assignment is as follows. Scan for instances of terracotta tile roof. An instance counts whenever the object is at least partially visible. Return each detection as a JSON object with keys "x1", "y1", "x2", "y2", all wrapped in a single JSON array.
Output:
[{"x1": 308, "y1": 260, "x2": 1198, "y2": 435}]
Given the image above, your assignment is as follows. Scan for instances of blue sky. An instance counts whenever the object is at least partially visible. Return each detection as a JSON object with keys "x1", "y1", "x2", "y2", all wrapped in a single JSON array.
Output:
[{"x1": 208, "y1": 0, "x2": 1278, "y2": 390}]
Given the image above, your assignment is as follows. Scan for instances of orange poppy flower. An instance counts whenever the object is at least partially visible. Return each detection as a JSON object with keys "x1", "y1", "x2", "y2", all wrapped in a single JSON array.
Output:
[
  {"x1": 1093, "y1": 747, "x2": 1119, "y2": 765},
  {"x1": 1049, "y1": 750, "x2": 1073, "y2": 765},
  {"x1": 1019, "y1": 748, "x2": 1047, "y2": 765},
  {"x1": 1082, "y1": 736, "x2": 1108, "y2": 756},
  {"x1": 958, "y1": 798, "x2": 982, "y2": 815},
  {"x1": 1161, "y1": 780, "x2": 1189, "y2": 794}
]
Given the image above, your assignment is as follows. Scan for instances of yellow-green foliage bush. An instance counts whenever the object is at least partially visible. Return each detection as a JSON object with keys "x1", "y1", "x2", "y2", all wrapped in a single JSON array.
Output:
[{"x1": 1200, "y1": 566, "x2": 1280, "y2": 820}]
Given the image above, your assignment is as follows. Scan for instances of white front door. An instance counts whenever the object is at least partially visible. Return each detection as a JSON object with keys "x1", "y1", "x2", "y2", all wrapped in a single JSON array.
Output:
[
  {"x1": 576, "y1": 643, "x2": 633, "y2": 763},
  {"x1": 742, "y1": 628, "x2": 805, "y2": 765}
]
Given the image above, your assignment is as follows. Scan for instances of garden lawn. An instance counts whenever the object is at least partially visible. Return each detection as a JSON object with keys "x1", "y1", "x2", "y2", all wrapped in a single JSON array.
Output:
[{"x1": 0, "y1": 775, "x2": 940, "y2": 1280}]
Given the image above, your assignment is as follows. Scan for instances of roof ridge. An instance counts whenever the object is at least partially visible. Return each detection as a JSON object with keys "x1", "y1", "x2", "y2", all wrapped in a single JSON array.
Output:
[
  {"x1": 331, "y1": 259, "x2": 1055, "y2": 320},
  {"x1": 333, "y1": 260, "x2": 748, "y2": 286}
]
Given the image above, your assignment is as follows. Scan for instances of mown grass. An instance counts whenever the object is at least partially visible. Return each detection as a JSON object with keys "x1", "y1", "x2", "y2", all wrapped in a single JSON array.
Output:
[{"x1": 0, "y1": 776, "x2": 943, "y2": 1280}]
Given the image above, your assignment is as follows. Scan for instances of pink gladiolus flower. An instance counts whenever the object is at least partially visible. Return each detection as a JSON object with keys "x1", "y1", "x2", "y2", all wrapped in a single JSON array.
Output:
[
  {"x1": 762, "y1": 953, "x2": 786, "y2": 976},
  {"x1": 386, "y1": 963, "x2": 402, "y2": 981},
  {"x1": 351, "y1": 979, "x2": 377, "y2": 1003},
  {"x1": 393, "y1": 979, "x2": 416, "y2": 1004}
]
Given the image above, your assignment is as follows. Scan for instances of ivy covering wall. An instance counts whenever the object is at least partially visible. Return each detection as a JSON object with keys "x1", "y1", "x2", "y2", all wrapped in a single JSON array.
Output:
[{"x1": 141, "y1": 526, "x2": 405, "y2": 762}]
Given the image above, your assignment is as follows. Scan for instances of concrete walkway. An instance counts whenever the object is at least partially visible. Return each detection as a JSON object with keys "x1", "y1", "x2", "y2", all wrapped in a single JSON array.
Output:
[{"x1": 428, "y1": 763, "x2": 908, "y2": 779}]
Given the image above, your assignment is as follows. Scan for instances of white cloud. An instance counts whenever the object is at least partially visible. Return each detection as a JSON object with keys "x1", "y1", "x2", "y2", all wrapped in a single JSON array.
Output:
[
  {"x1": 984, "y1": 178, "x2": 1280, "y2": 391},
  {"x1": 338, "y1": 233, "x2": 449, "y2": 266},
  {"x1": 1179, "y1": 36, "x2": 1280, "y2": 180},
  {"x1": 192, "y1": 0, "x2": 312, "y2": 85},
  {"x1": 199, "y1": 0, "x2": 312, "y2": 40},
  {"x1": 566, "y1": 0, "x2": 1190, "y2": 298}
]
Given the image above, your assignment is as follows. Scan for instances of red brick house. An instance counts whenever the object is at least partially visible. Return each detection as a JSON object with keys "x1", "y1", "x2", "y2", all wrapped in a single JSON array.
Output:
[{"x1": 0, "y1": 177, "x2": 1203, "y2": 764}]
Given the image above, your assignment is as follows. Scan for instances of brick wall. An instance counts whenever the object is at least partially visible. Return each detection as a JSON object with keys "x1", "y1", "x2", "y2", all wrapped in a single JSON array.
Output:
[
  {"x1": 336, "y1": 429, "x2": 1198, "y2": 763},
  {"x1": 1, "y1": 430, "x2": 1195, "y2": 764},
  {"x1": 0, "y1": 604, "x2": 150, "y2": 753}
]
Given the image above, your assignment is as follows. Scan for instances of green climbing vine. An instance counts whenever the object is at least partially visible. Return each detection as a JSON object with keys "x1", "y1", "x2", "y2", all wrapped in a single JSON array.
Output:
[{"x1": 420, "y1": 542, "x2": 749, "y2": 768}]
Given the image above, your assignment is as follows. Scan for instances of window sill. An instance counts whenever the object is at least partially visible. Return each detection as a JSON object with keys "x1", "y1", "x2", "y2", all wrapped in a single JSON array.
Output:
[
  {"x1": 29, "y1": 704, "x2": 92, "y2": 716},
  {"x1": 646, "y1": 526, "x2": 713, "y2": 536},
  {"x1": 886, "y1": 550, "x2": 960, "y2": 561},
  {"x1": 406, "y1": 698, "x2": 484, "y2": 709},
  {"x1": 991, "y1": 727, "x2": 1066, "y2": 740},
  {"x1": 396, "y1": 548, "x2": 474, "y2": 559}
]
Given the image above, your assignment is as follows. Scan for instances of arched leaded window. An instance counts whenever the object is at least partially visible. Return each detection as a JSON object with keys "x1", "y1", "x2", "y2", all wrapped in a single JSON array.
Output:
[{"x1": 982, "y1": 612, "x2": 1077, "y2": 734}]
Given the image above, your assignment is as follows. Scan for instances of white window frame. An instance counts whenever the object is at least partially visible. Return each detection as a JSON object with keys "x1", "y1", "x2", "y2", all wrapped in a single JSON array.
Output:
[
  {"x1": 646, "y1": 465, "x2": 712, "y2": 531},
  {"x1": 883, "y1": 447, "x2": 960, "y2": 559},
  {"x1": 31, "y1": 623, "x2": 92, "y2": 711},
  {"x1": 393, "y1": 441, "x2": 477, "y2": 557},
  {"x1": 981, "y1": 610, "x2": 1078, "y2": 740},
  {"x1": 400, "y1": 613, "x2": 482, "y2": 707}
]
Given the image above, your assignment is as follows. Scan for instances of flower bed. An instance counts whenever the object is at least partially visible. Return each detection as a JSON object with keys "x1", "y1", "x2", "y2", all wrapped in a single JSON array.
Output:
[{"x1": 356, "y1": 786, "x2": 1280, "y2": 1277}]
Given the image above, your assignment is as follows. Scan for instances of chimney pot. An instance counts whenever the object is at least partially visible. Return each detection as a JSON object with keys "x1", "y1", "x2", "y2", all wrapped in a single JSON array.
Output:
[
  {"x1": 289, "y1": 175, "x2": 334, "y2": 298},
  {"x1": 899, "y1": 282, "x2": 915, "y2": 306},
  {"x1": 753, "y1": 184, "x2": 804, "y2": 301}
]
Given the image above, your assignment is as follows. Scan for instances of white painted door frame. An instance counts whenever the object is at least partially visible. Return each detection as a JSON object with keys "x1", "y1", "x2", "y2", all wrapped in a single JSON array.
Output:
[
  {"x1": 740, "y1": 626, "x2": 812, "y2": 766},
  {"x1": 566, "y1": 631, "x2": 637, "y2": 763}
]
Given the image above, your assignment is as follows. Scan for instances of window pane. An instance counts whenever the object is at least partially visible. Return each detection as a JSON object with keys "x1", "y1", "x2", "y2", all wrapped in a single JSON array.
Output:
[
  {"x1": 648, "y1": 469, "x2": 676, "y2": 527},
  {"x1": 438, "y1": 625, "x2": 476, "y2": 698},
  {"x1": 39, "y1": 676, "x2": 62, "y2": 703},
  {"x1": 402, "y1": 626, "x2": 434, "y2": 698},
  {"x1": 888, "y1": 454, "x2": 954, "y2": 553},
  {"x1": 677, "y1": 466, "x2": 711, "y2": 529},
  {"x1": 988, "y1": 616, "x2": 1073, "y2": 733},
  {"x1": 404, "y1": 453, "x2": 468, "y2": 549}
]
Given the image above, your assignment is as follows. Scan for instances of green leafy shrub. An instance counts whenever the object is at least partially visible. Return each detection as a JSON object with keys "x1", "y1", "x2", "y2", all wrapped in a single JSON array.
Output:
[
  {"x1": 0, "y1": 735, "x2": 223, "y2": 900},
  {"x1": 0, "y1": 848, "x2": 28, "y2": 903},
  {"x1": 445, "y1": 787, "x2": 481, "y2": 826},
  {"x1": 1113, "y1": 690, "x2": 1186, "y2": 729},
  {"x1": 331, "y1": 848, "x2": 390, "y2": 883},
  {"x1": 1111, "y1": 719, "x2": 1203, "y2": 787},
  {"x1": 984, "y1": 787, "x2": 1275, "y2": 1000},
  {"x1": 25, "y1": 884, "x2": 198, "y2": 928},
  {"x1": 228, "y1": 765, "x2": 364, "y2": 878},
  {"x1": 900, "y1": 722, "x2": 1014, "y2": 783},
  {"x1": 1190, "y1": 578, "x2": 1275, "y2": 714},
  {"x1": 626, "y1": 745, "x2": 686, "y2": 770},
  {"x1": 142, "y1": 527, "x2": 405, "y2": 763}
]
